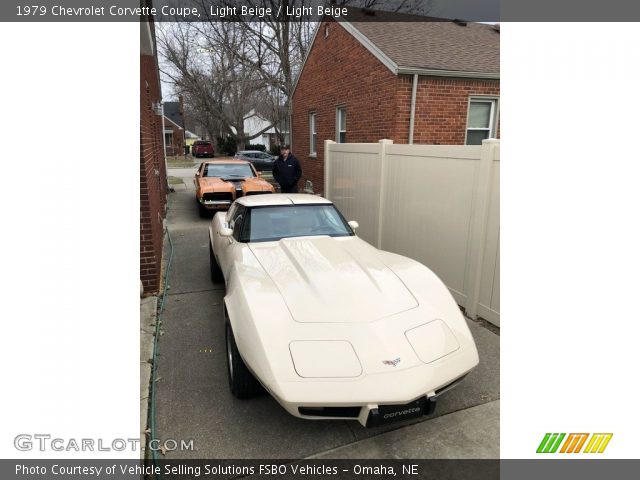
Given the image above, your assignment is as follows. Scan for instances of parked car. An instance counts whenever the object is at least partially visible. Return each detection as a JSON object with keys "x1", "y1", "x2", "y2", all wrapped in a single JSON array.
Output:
[
  {"x1": 192, "y1": 140, "x2": 215, "y2": 158},
  {"x1": 194, "y1": 160, "x2": 274, "y2": 217},
  {"x1": 209, "y1": 194, "x2": 479, "y2": 427},
  {"x1": 234, "y1": 150, "x2": 276, "y2": 171}
]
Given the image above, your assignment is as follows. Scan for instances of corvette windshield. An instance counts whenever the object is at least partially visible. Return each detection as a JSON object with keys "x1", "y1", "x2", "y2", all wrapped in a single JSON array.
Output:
[
  {"x1": 204, "y1": 163, "x2": 254, "y2": 178},
  {"x1": 241, "y1": 205, "x2": 353, "y2": 242}
]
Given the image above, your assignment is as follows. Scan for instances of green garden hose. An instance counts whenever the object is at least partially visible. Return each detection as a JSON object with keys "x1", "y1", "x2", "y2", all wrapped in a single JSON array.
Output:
[{"x1": 148, "y1": 217, "x2": 174, "y2": 479}]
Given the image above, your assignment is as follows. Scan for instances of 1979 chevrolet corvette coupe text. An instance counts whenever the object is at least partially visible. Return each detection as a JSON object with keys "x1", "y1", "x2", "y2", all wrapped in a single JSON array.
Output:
[{"x1": 209, "y1": 194, "x2": 479, "y2": 427}]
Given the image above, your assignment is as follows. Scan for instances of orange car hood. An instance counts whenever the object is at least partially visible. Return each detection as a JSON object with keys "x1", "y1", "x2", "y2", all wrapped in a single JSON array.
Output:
[
  {"x1": 242, "y1": 177, "x2": 273, "y2": 191},
  {"x1": 198, "y1": 177, "x2": 234, "y2": 192},
  {"x1": 198, "y1": 176, "x2": 273, "y2": 193}
]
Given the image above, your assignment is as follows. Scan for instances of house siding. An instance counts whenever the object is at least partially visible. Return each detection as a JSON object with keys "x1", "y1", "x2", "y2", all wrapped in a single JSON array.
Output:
[
  {"x1": 292, "y1": 19, "x2": 500, "y2": 196},
  {"x1": 140, "y1": 52, "x2": 167, "y2": 295}
]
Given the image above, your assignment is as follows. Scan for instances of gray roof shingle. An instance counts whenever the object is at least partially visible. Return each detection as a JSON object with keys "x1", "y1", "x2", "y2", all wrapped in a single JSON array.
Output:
[
  {"x1": 163, "y1": 101, "x2": 184, "y2": 128},
  {"x1": 343, "y1": 8, "x2": 499, "y2": 75}
]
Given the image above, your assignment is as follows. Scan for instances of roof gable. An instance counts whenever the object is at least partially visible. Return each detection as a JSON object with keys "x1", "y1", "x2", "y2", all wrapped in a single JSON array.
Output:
[
  {"x1": 163, "y1": 101, "x2": 184, "y2": 128},
  {"x1": 293, "y1": 8, "x2": 499, "y2": 97},
  {"x1": 347, "y1": 11, "x2": 499, "y2": 75}
]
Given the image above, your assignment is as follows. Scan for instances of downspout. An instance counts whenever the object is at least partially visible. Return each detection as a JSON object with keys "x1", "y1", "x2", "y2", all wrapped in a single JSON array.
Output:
[
  {"x1": 408, "y1": 73, "x2": 418, "y2": 144},
  {"x1": 160, "y1": 101, "x2": 169, "y2": 189}
]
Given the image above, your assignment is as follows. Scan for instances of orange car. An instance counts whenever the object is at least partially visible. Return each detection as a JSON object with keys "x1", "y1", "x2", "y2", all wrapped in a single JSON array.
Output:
[{"x1": 194, "y1": 160, "x2": 274, "y2": 217}]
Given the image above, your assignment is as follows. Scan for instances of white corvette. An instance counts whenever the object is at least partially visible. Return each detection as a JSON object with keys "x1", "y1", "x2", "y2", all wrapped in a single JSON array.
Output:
[{"x1": 209, "y1": 194, "x2": 479, "y2": 427}]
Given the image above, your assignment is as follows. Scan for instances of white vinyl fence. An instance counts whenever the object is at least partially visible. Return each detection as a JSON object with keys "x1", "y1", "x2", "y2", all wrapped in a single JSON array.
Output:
[{"x1": 324, "y1": 139, "x2": 500, "y2": 326}]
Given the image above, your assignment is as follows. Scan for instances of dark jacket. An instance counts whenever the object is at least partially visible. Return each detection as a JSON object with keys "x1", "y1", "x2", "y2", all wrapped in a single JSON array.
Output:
[{"x1": 272, "y1": 153, "x2": 302, "y2": 190}]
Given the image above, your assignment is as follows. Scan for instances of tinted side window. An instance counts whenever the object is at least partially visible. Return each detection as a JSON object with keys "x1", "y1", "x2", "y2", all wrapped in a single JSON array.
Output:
[
  {"x1": 230, "y1": 206, "x2": 245, "y2": 240},
  {"x1": 239, "y1": 209, "x2": 252, "y2": 242}
]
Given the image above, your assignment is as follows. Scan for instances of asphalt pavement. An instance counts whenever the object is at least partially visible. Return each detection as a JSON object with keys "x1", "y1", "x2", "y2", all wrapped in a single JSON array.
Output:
[{"x1": 153, "y1": 180, "x2": 500, "y2": 459}]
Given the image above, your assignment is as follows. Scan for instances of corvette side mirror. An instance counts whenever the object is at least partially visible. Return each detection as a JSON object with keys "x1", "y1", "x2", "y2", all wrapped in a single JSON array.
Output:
[
  {"x1": 348, "y1": 221, "x2": 359, "y2": 230},
  {"x1": 220, "y1": 227, "x2": 233, "y2": 237},
  {"x1": 195, "y1": 171, "x2": 200, "y2": 177}
]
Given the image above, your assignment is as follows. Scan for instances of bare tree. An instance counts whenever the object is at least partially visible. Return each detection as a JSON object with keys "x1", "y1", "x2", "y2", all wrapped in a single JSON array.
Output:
[
  {"x1": 160, "y1": 1, "x2": 434, "y2": 149},
  {"x1": 333, "y1": 0, "x2": 432, "y2": 14},
  {"x1": 157, "y1": 22, "x2": 275, "y2": 150},
  {"x1": 194, "y1": 1, "x2": 316, "y2": 143},
  {"x1": 195, "y1": 0, "x2": 432, "y2": 140}
]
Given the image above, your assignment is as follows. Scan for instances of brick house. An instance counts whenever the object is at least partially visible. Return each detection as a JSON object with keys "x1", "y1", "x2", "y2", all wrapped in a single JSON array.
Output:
[
  {"x1": 163, "y1": 98, "x2": 185, "y2": 156},
  {"x1": 140, "y1": 8, "x2": 167, "y2": 295},
  {"x1": 292, "y1": 9, "x2": 500, "y2": 195}
]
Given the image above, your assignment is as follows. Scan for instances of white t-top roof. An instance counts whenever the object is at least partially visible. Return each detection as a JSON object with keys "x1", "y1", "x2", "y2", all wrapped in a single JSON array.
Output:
[{"x1": 236, "y1": 193, "x2": 332, "y2": 207}]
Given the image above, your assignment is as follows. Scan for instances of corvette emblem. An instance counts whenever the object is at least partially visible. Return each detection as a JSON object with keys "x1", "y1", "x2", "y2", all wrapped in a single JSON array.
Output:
[{"x1": 382, "y1": 357, "x2": 401, "y2": 367}]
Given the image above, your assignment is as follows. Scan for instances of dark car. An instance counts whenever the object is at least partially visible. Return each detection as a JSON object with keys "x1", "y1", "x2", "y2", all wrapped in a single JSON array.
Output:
[
  {"x1": 192, "y1": 141, "x2": 215, "y2": 158},
  {"x1": 234, "y1": 150, "x2": 276, "y2": 171}
]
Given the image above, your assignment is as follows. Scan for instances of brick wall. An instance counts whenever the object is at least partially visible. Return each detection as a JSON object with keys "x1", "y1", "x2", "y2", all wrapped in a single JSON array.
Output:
[
  {"x1": 394, "y1": 75, "x2": 500, "y2": 145},
  {"x1": 292, "y1": 18, "x2": 399, "y2": 195},
  {"x1": 165, "y1": 121, "x2": 184, "y2": 156},
  {"x1": 292, "y1": 19, "x2": 500, "y2": 195},
  {"x1": 140, "y1": 52, "x2": 167, "y2": 295}
]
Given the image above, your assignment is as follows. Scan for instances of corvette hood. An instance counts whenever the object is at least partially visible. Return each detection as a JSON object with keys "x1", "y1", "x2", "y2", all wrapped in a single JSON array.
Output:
[{"x1": 249, "y1": 237, "x2": 418, "y2": 323}]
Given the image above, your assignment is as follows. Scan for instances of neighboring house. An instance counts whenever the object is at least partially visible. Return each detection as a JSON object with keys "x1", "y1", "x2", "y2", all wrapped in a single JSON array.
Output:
[
  {"x1": 140, "y1": 5, "x2": 167, "y2": 295},
  {"x1": 292, "y1": 8, "x2": 500, "y2": 195},
  {"x1": 231, "y1": 109, "x2": 289, "y2": 150},
  {"x1": 184, "y1": 130, "x2": 201, "y2": 150},
  {"x1": 163, "y1": 97, "x2": 185, "y2": 156},
  {"x1": 244, "y1": 110, "x2": 273, "y2": 149}
]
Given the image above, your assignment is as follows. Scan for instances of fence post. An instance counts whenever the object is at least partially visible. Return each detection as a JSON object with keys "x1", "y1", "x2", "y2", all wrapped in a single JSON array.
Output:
[
  {"x1": 324, "y1": 140, "x2": 336, "y2": 199},
  {"x1": 465, "y1": 139, "x2": 499, "y2": 319},
  {"x1": 377, "y1": 139, "x2": 393, "y2": 249}
]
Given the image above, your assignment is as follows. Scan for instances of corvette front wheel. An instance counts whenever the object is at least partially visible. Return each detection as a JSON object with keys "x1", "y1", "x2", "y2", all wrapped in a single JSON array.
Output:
[
  {"x1": 225, "y1": 323, "x2": 262, "y2": 399},
  {"x1": 209, "y1": 242, "x2": 223, "y2": 283}
]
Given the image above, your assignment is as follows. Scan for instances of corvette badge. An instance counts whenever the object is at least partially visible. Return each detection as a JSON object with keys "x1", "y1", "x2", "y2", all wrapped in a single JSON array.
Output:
[{"x1": 382, "y1": 358, "x2": 401, "y2": 367}]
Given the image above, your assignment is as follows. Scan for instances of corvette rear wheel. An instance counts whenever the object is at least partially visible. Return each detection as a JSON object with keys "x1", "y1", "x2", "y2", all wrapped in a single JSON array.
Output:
[
  {"x1": 225, "y1": 323, "x2": 262, "y2": 399},
  {"x1": 209, "y1": 242, "x2": 223, "y2": 283}
]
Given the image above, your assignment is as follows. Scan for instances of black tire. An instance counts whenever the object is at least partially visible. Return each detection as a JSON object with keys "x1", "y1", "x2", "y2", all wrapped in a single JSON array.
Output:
[
  {"x1": 225, "y1": 323, "x2": 263, "y2": 399},
  {"x1": 209, "y1": 242, "x2": 223, "y2": 283}
]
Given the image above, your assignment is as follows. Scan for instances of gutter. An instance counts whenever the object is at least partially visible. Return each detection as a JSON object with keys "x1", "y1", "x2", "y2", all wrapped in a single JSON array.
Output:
[
  {"x1": 408, "y1": 74, "x2": 418, "y2": 144},
  {"x1": 397, "y1": 66, "x2": 499, "y2": 79}
]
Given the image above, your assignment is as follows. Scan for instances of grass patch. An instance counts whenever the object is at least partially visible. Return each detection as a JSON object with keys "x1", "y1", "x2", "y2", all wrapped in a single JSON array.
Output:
[
  {"x1": 168, "y1": 176, "x2": 184, "y2": 185},
  {"x1": 166, "y1": 155, "x2": 196, "y2": 168}
]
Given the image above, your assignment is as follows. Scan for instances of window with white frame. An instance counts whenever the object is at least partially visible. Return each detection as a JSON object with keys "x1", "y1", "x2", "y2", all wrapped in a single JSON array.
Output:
[
  {"x1": 336, "y1": 107, "x2": 346, "y2": 143},
  {"x1": 309, "y1": 112, "x2": 317, "y2": 155},
  {"x1": 466, "y1": 98, "x2": 498, "y2": 145}
]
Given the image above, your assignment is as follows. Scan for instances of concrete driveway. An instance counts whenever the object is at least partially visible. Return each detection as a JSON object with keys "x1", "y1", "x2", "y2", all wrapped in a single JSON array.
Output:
[{"x1": 153, "y1": 184, "x2": 500, "y2": 459}]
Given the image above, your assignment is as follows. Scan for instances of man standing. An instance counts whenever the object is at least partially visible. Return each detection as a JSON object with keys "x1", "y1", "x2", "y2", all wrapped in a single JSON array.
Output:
[{"x1": 272, "y1": 144, "x2": 302, "y2": 193}]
